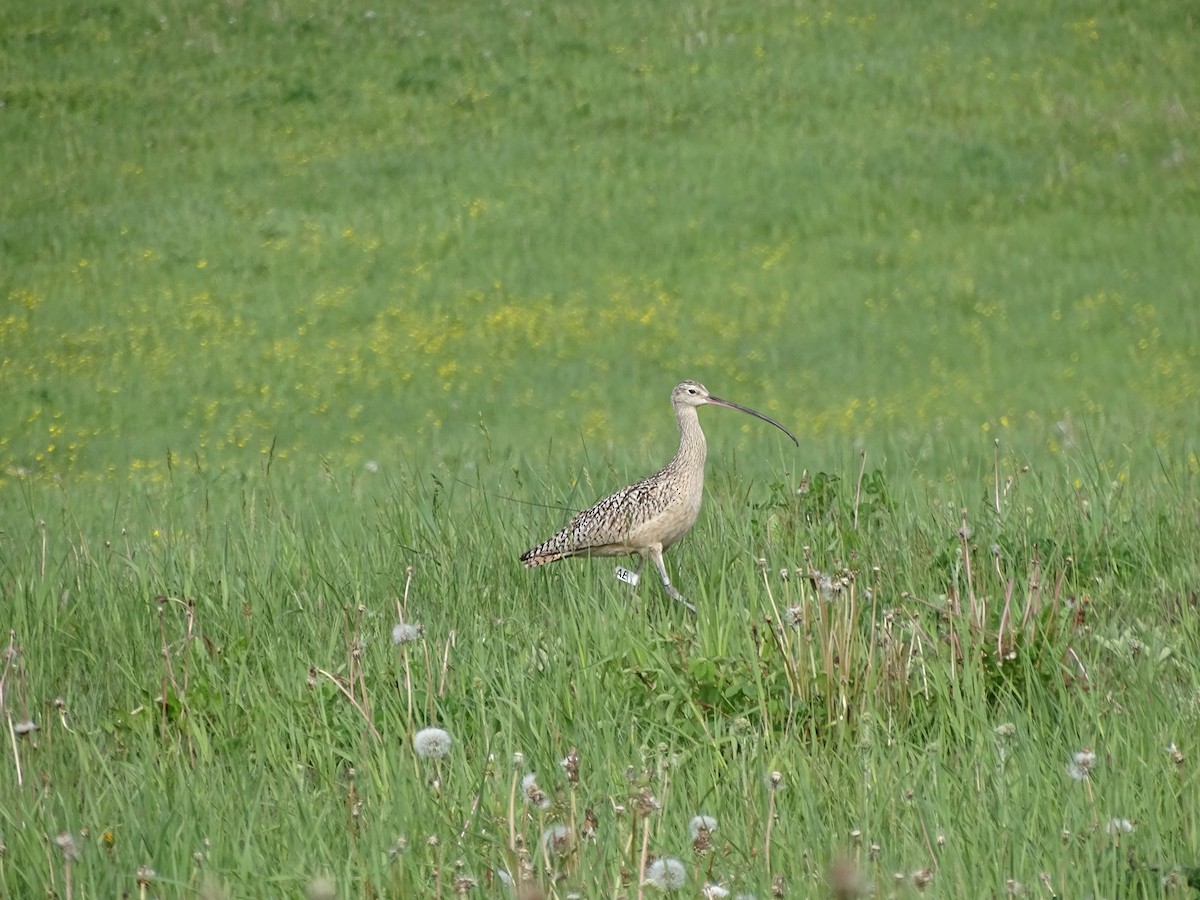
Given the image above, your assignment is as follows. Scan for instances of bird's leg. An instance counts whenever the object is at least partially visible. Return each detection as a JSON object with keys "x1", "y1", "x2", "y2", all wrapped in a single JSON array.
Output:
[{"x1": 647, "y1": 544, "x2": 696, "y2": 614}]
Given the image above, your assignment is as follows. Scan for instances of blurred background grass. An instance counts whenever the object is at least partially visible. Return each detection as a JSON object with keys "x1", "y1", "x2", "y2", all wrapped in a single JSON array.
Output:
[{"x1": 2, "y1": 0, "x2": 1197, "y2": 487}]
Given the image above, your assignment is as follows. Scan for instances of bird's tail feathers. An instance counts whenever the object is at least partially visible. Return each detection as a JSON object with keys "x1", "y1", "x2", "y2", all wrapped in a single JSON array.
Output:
[{"x1": 520, "y1": 548, "x2": 570, "y2": 568}]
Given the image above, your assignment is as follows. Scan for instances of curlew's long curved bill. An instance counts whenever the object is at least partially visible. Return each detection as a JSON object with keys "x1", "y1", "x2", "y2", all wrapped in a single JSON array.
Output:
[{"x1": 706, "y1": 394, "x2": 799, "y2": 446}]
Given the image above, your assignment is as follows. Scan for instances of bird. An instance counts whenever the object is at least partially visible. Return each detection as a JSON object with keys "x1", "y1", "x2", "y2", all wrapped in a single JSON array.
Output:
[{"x1": 520, "y1": 380, "x2": 798, "y2": 612}]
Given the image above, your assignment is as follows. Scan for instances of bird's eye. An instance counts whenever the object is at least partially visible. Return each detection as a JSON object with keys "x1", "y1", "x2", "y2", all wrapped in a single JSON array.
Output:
[{"x1": 688, "y1": 388, "x2": 698, "y2": 394}]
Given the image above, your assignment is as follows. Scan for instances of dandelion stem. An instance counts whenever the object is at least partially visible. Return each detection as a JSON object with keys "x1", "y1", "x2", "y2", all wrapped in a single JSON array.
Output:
[
  {"x1": 993, "y1": 438, "x2": 1002, "y2": 518},
  {"x1": 314, "y1": 667, "x2": 381, "y2": 741},
  {"x1": 437, "y1": 631, "x2": 455, "y2": 698},
  {"x1": 6, "y1": 713, "x2": 22, "y2": 788},
  {"x1": 507, "y1": 768, "x2": 519, "y2": 854},
  {"x1": 853, "y1": 448, "x2": 866, "y2": 530},
  {"x1": 765, "y1": 784, "x2": 776, "y2": 878},
  {"x1": 636, "y1": 814, "x2": 651, "y2": 900},
  {"x1": 762, "y1": 569, "x2": 802, "y2": 696}
]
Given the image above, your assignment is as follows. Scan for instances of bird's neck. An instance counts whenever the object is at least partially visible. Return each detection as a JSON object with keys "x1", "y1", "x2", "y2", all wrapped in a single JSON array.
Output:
[{"x1": 669, "y1": 405, "x2": 707, "y2": 471}]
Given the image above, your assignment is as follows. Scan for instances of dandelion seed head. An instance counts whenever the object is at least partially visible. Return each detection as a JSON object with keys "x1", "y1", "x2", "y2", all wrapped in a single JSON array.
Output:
[
  {"x1": 136, "y1": 866, "x2": 157, "y2": 886},
  {"x1": 388, "y1": 836, "x2": 409, "y2": 860},
  {"x1": 522, "y1": 773, "x2": 550, "y2": 809},
  {"x1": 1106, "y1": 817, "x2": 1134, "y2": 835},
  {"x1": 54, "y1": 832, "x2": 80, "y2": 861},
  {"x1": 1067, "y1": 748, "x2": 1095, "y2": 781},
  {"x1": 816, "y1": 571, "x2": 835, "y2": 600},
  {"x1": 786, "y1": 605, "x2": 804, "y2": 627},
  {"x1": 13, "y1": 720, "x2": 37, "y2": 736},
  {"x1": 392, "y1": 622, "x2": 424, "y2": 645},
  {"x1": 702, "y1": 884, "x2": 730, "y2": 899},
  {"x1": 994, "y1": 722, "x2": 1016, "y2": 739},
  {"x1": 689, "y1": 815, "x2": 718, "y2": 841},
  {"x1": 767, "y1": 771, "x2": 784, "y2": 791},
  {"x1": 541, "y1": 824, "x2": 572, "y2": 856},
  {"x1": 306, "y1": 874, "x2": 336, "y2": 900},
  {"x1": 644, "y1": 857, "x2": 687, "y2": 892},
  {"x1": 413, "y1": 727, "x2": 452, "y2": 759},
  {"x1": 829, "y1": 857, "x2": 871, "y2": 898}
]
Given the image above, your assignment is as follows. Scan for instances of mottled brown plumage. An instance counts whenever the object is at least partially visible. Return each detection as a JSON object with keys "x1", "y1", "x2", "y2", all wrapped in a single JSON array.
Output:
[{"x1": 520, "y1": 381, "x2": 798, "y2": 612}]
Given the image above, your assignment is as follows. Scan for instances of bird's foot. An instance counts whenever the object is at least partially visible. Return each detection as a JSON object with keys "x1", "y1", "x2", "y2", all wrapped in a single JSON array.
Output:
[{"x1": 664, "y1": 583, "x2": 696, "y2": 615}]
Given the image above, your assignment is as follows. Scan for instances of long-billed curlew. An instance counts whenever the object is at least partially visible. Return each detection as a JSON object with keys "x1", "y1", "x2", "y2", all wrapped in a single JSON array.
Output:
[{"x1": 520, "y1": 380, "x2": 798, "y2": 612}]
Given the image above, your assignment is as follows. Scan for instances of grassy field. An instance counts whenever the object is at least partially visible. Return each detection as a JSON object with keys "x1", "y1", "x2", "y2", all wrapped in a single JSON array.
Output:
[{"x1": 2, "y1": 0, "x2": 1199, "y2": 896}]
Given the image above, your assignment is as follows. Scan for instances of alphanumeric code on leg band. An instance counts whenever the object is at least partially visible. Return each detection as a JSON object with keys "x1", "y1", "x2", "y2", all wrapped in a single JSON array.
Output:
[{"x1": 614, "y1": 566, "x2": 640, "y2": 586}]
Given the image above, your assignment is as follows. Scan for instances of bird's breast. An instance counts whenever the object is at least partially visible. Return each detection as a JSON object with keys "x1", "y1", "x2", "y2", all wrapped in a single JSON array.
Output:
[{"x1": 625, "y1": 467, "x2": 705, "y2": 550}]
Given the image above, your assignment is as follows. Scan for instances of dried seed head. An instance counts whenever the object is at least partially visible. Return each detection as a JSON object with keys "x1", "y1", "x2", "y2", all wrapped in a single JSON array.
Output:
[
  {"x1": 522, "y1": 773, "x2": 550, "y2": 810},
  {"x1": 634, "y1": 790, "x2": 661, "y2": 817},
  {"x1": 541, "y1": 824, "x2": 572, "y2": 857},
  {"x1": 560, "y1": 748, "x2": 580, "y2": 786},
  {"x1": 453, "y1": 874, "x2": 478, "y2": 893},
  {"x1": 691, "y1": 816, "x2": 715, "y2": 849},
  {"x1": 581, "y1": 807, "x2": 599, "y2": 841}
]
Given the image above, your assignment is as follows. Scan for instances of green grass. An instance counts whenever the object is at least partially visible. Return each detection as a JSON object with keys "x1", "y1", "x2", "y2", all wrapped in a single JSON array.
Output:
[{"x1": 2, "y1": 0, "x2": 1199, "y2": 896}]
